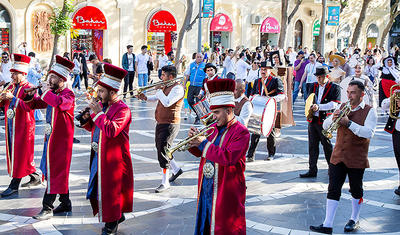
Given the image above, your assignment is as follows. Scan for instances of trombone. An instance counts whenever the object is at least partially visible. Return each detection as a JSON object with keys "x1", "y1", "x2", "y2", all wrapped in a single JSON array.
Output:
[
  {"x1": 389, "y1": 84, "x2": 400, "y2": 119},
  {"x1": 164, "y1": 119, "x2": 217, "y2": 160},
  {"x1": 119, "y1": 76, "x2": 182, "y2": 98}
]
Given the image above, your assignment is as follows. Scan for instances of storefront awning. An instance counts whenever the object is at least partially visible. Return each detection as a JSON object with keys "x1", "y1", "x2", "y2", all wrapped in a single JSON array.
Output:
[
  {"x1": 73, "y1": 6, "x2": 107, "y2": 30},
  {"x1": 148, "y1": 11, "x2": 177, "y2": 32},
  {"x1": 210, "y1": 13, "x2": 233, "y2": 32},
  {"x1": 260, "y1": 17, "x2": 280, "y2": 34}
]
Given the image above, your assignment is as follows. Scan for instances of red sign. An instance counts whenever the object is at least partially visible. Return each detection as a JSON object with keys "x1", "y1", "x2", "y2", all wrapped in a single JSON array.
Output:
[
  {"x1": 210, "y1": 13, "x2": 233, "y2": 32},
  {"x1": 260, "y1": 17, "x2": 280, "y2": 33},
  {"x1": 73, "y1": 6, "x2": 107, "y2": 30},
  {"x1": 148, "y1": 11, "x2": 177, "y2": 32}
]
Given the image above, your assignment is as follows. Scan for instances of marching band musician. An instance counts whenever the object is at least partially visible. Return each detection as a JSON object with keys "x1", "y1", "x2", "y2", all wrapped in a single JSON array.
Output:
[
  {"x1": 299, "y1": 66, "x2": 341, "y2": 178},
  {"x1": 234, "y1": 79, "x2": 253, "y2": 127},
  {"x1": 381, "y1": 87, "x2": 400, "y2": 196},
  {"x1": 25, "y1": 55, "x2": 75, "y2": 220},
  {"x1": 198, "y1": 63, "x2": 220, "y2": 99},
  {"x1": 247, "y1": 60, "x2": 285, "y2": 162},
  {"x1": 0, "y1": 54, "x2": 41, "y2": 198},
  {"x1": 138, "y1": 65, "x2": 184, "y2": 193},
  {"x1": 78, "y1": 63, "x2": 134, "y2": 235},
  {"x1": 310, "y1": 80, "x2": 377, "y2": 234},
  {"x1": 188, "y1": 78, "x2": 250, "y2": 235}
]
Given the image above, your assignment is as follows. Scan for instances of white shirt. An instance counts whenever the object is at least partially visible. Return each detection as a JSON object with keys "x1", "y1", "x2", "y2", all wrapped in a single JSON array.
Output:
[
  {"x1": 127, "y1": 54, "x2": 134, "y2": 71},
  {"x1": 0, "y1": 61, "x2": 12, "y2": 83},
  {"x1": 224, "y1": 56, "x2": 236, "y2": 74},
  {"x1": 246, "y1": 69, "x2": 259, "y2": 83},
  {"x1": 288, "y1": 52, "x2": 297, "y2": 65},
  {"x1": 158, "y1": 55, "x2": 168, "y2": 70},
  {"x1": 382, "y1": 98, "x2": 400, "y2": 131},
  {"x1": 323, "y1": 100, "x2": 377, "y2": 139},
  {"x1": 340, "y1": 75, "x2": 375, "y2": 107},
  {"x1": 73, "y1": 58, "x2": 81, "y2": 73},
  {"x1": 305, "y1": 62, "x2": 322, "y2": 84},
  {"x1": 314, "y1": 83, "x2": 339, "y2": 117},
  {"x1": 147, "y1": 84, "x2": 185, "y2": 108},
  {"x1": 235, "y1": 59, "x2": 251, "y2": 80},
  {"x1": 364, "y1": 65, "x2": 378, "y2": 78},
  {"x1": 135, "y1": 53, "x2": 150, "y2": 74},
  {"x1": 234, "y1": 95, "x2": 253, "y2": 127}
]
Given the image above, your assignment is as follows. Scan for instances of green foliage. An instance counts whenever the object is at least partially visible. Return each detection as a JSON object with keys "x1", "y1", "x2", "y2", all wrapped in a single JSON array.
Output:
[{"x1": 49, "y1": 0, "x2": 75, "y2": 36}]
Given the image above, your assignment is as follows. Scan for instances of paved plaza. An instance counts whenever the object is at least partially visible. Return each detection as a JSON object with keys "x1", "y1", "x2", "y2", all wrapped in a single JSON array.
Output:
[{"x1": 0, "y1": 96, "x2": 399, "y2": 235}]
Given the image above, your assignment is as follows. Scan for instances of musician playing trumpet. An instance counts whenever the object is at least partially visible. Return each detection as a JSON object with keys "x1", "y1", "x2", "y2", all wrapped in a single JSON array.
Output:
[
  {"x1": 300, "y1": 66, "x2": 341, "y2": 178},
  {"x1": 137, "y1": 65, "x2": 184, "y2": 193},
  {"x1": 187, "y1": 78, "x2": 250, "y2": 235},
  {"x1": 0, "y1": 54, "x2": 41, "y2": 198},
  {"x1": 310, "y1": 80, "x2": 377, "y2": 234}
]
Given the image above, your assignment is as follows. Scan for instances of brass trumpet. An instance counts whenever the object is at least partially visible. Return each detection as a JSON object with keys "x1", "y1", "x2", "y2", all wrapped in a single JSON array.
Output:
[
  {"x1": 119, "y1": 76, "x2": 182, "y2": 97},
  {"x1": 0, "y1": 82, "x2": 14, "y2": 96},
  {"x1": 164, "y1": 120, "x2": 217, "y2": 160},
  {"x1": 322, "y1": 102, "x2": 351, "y2": 139},
  {"x1": 389, "y1": 84, "x2": 400, "y2": 119}
]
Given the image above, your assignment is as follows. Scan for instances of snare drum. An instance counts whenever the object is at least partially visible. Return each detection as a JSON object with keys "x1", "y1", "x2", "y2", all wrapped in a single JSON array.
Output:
[
  {"x1": 247, "y1": 95, "x2": 277, "y2": 137},
  {"x1": 193, "y1": 97, "x2": 212, "y2": 120}
]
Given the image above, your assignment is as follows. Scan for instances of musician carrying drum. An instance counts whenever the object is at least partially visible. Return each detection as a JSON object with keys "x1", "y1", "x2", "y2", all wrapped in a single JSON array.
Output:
[{"x1": 246, "y1": 60, "x2": 285, "y2": 162}]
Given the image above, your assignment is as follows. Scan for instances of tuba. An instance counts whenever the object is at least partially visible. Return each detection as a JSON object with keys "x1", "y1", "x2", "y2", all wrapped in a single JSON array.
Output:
[
  {"x1": 390, "y1": 84, "x2": 400, "y2": 119},
  {"x1": 322, "y1": 101, "x2": 351, "y2": 139}
]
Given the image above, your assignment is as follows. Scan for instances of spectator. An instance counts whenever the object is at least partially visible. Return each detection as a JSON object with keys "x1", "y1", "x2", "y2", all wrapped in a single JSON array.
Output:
[
  {"x1": 224, "y1": 46, "x2": 241, "y2": 79},
  {"x1": 122, "y1": 45, "x2": 135, "y2": 99},
  {"x1": 79, "y1": 52, "x2": 89, "y2": 90},
  {"x1": 135, "y1": 45, "x2": 150, "y2": 87},
  {"x1": 88, "y1": 54, "x2": 102, "y2": 84},
  {"x1": 71, "y1": 53, "x2": 82, "y2": 92},
  {"x1": 157, "y1": 49, "x2": 168, "y2": 79},
  {"x1": 364, "y1": 56, "x2": 379, "y2": 84},
  {"x1": 236, "y1": 52, "x2": 251, "y2": 81},
  {"x1": 0, "y1": 52, "x2": 12, "y2": 87},
  {"x1": 299, "y1": 53, "x2": 322, "y2": 99},
  {"x1": 287, "y1": 47, "x2": 297, "y2": 66},
  {"x1": 293, "y1": 51, "x2": 309, "y2": 103}
]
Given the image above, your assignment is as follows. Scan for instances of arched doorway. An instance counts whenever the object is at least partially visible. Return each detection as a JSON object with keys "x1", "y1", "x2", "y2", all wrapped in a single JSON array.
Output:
[
  {"x1": 294, "y1": 20, "x2": 303, "y2": 51},
  {"x1": 210, "y1": 13, "x2": 233, "y2": 52},
  {"x1": 0, "y1": 4, "x2": 11, "y2": 53},
  {"x1": 366, "y1": 24, "x2": 379, "y2": 50},
  {"x1": 260, "y1": 17, "x2": 280, "y2": 47}
]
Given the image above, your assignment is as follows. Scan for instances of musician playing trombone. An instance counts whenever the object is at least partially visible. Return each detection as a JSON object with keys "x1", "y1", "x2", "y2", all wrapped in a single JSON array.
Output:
[
  {"x1": 0, "y1": 54, "x2": 41, "y2": 198},
  {"x1": 299, "y1": 66, "x2": 341, "y2": 178},
  {"x1": 187, "y1": 78, "x2": 250, "y2": 235},
  {"x1": 137, "y1": 65, "x2": 184, "y2": 193},
  {"x1": 310, "y1": 80, "x2": 377, "y2": 234},
  {"x1": 26, "y1": 55, "x2": 75, "y2": 220}
]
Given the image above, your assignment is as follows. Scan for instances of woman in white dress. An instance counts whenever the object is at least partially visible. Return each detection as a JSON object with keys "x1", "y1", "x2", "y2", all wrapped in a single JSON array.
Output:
[{"x1": 340, "y1": 63, "x2": 376, "y2": 107}]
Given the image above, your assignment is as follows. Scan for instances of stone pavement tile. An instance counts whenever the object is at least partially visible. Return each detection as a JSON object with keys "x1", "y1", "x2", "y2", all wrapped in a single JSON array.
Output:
[
  {"x1": 4, "y1": 224, "x2": 40, "y2": 235},
  {"x1": 55, "y1": 224, "x2": 100, "y2": 235},
  {"x1": 247, "y1": 227, "x2": 271, "y2": 234}
]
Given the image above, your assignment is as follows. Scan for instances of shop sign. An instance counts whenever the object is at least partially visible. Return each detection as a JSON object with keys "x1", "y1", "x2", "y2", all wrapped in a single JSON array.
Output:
[
  {"x1": 148, "y1": 11, "x2": 177, "y2": 32},
  {"x1": 73, "y1": 6, "x2": 107, "y2": 30},
  {"x1": 202, "y1": 0, "x2": 214, "y2": 18},
  {"x1": 312, "y1": 19, "x2": 320, "y2": 36},
  {"x1": 260, "y1": 17, "x2": 280, "y2": 34},
  {"x1": 327, "y1": 6, "x2": 340, "y2": 26},
  {"x1": 210, "y1": 13, "x2": 233, "y2": 32}
]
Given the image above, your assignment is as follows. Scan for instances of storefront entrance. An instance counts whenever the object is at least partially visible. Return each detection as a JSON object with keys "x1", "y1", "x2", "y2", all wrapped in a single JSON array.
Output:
[
  {"x1": 260, "y1": 17, "x2": 280, "y2": 48},
  {"x1": 337, "y1": 24, "x2": 351, "y2": 52},
  {"x1": 0, "y1": 4, "x2": 11, "y2": 53},
  {"x1": 210, "y1": 13, "x2": 232, "y2": 52},
  {"x1": 366, "y1": 24, "x2": 378, "y2": 50},
  {"x1": 147, "y1": 10, "x2": 177, "y2": 56},
  {"x1": 294, "y1": 20, "x2": 303, "y2": 51},
  {"x1": 71, "y1": 6, "x2": 107, "y2": 61}
]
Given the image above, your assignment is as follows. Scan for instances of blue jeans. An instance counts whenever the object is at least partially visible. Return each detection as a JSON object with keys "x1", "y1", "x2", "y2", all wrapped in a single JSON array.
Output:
[
  {"x1": 138, "y1": 73, "x2": 148, "y2": 87},
  {"x1": 293, "y1": 81, "x2": 308, "y2": 103},
  {"x1": 72, "y1": 73, "x2": 81, "y2": 90}
]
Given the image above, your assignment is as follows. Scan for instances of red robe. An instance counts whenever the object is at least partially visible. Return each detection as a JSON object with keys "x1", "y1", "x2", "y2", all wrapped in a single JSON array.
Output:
[
  {"x1": 82, "y1": 99, "x2": 133, "y2": 222},
  {"x1": 189, "y1": 119, "x2": 250, "y2": 235},
  {"x1": 28, "y1": 88, "x2": 75, "y2": 194},
  {"x1": 0, "y1": 80, "x2": 36, "y2": 178}
]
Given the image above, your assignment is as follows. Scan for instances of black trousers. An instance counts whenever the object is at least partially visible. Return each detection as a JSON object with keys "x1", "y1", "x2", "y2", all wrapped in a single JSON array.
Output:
[
  {"x1": 81, "y1": 71, "x2": 88, "y2": 90},
  {"x1": 155, "y1": 123, "x2": 180, "y2": 169},
  {"x1": 123, "y1": 71, "x2": 135, "y2": 97},
  {"x1": 246, "y1": 129, "x2": 276, "y2": 158},
  {"x1": 187, "y1": 86, "x2": 202, "y2": 120},
  {"x1": 327, "y1": 162, "x2": 365, "y2": 201},
  {"x1": 393, "y1": 130, "x2": 400, "y2": 177},
  {"x1": 308, "y1": 118, "x2": 332, "y2": 174},
  {"x1": 43, "y1": 191, "x2": 71, "y2": 211},
  {"x1": 8, "y1": 172, "x2": 39, "y2": 189}
]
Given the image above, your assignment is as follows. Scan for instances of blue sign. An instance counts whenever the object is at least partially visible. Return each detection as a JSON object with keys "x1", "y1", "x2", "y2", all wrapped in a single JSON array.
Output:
[
  {"x1": 327, "y1": 6, "x2": 340, "y2": 26},
  {"x1": 202, "y1": 0, "x2": 214, "y2": 18}
]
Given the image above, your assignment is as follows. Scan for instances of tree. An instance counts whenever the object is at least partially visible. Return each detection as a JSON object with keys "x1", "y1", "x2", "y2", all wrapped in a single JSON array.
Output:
[
  {"x1": 339, "y1": 0, "x2": 349, "y2": 14},
  {"x1": 175, "y1": 0, "x2": 199, "y2": 71},
  {"x1": 350, "y1": 0, "x2": 372, "y2": 46},
  {"x1": 278, "y1": 0, "x2": 302, "y2": 49},
  {"x1": 379, "y1": 0, "x2": 400, "y2": 47},
  {"x1": 317, "y1": 0, "x2": 326, "y2": 54},
  {"x1": 49, "y1": 0, "x2": 75, "y2": 69}
]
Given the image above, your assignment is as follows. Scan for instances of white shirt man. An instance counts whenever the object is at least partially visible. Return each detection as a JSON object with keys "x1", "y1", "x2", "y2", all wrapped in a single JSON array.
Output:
[
  {"x1": 224, "y1": 56, "x2": 236, "y2": 75},
  {"x1": 236, "y1": 57, "x2": 251, "y2": 80},
  {"x1": 135, "y1": 53, "x2": 150, "y2": 75},
  {"x1": 0, "y1": 60, "x2": 12, "y2": 84},
  {"x1": 158, "y1": 54, "x2": 168, "y2": 70},
  {"x1": 304, "y1": 61, "x2": 322, "y2": 84}
]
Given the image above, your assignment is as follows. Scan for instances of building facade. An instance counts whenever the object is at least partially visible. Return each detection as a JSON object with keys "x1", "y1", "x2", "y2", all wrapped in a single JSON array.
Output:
[{"x1": 0, "y1": 0, "x2": 390, "y2": 67}]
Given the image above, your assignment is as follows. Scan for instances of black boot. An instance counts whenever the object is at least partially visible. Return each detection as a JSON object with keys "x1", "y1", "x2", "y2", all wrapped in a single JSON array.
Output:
[
  {"x1": 1, "y1": 178, "x2": 21, "y2": 198},
  {"x1": 102, "y1": 221, "x2": 118, "y2": 235},
  {"x1": 21, "y1": 173, "x2": 41, "y2": 187},
  {"x1": 395, "y1": 186, "x2": 400, "y2": 196},
  {"x1": 53, "y1": 203, "x2": 72, "y2": 214},
  {"x1": 310, "y1": 224, "x2": 332, "y2": 234}
]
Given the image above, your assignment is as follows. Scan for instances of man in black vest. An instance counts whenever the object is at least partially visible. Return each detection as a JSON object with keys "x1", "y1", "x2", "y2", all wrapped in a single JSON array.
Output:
[
  {"x1": 246, "y1": 61, "x2": 285, "y2": 161},
  {"x1": 381, "y1": 87, "x2": 400, "y2": 196},
  {"x1": 300, "y1": 66, "x2": 341, "y2": 178}
]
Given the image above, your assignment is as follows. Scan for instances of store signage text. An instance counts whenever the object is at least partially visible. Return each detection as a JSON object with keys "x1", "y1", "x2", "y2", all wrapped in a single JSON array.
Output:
[
  {"x1": 75, "y1": 16, "x2": 106, "y2": 25},
  {"x1": 152, "y1": 20, "x2": 176, "y2": 28}
]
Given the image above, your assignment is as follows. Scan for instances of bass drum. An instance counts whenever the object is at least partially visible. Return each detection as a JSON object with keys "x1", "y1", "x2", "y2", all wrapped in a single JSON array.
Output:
[{"x1": 247, "y1": 95, "x2": 277, "y2": 137}]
